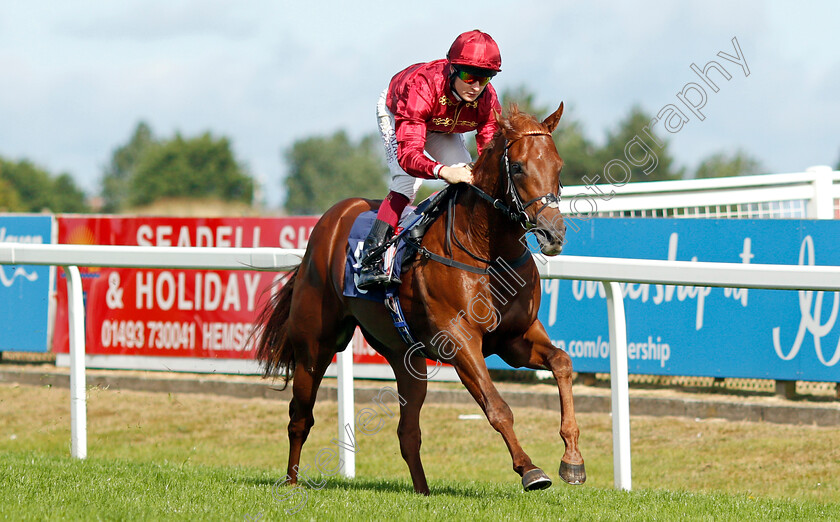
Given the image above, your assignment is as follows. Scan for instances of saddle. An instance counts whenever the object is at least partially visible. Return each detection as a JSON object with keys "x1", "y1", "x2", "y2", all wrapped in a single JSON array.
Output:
[
  {"x1": 343, "y1": 187, "x2": 455, "y2": 301},
  {"x1": 342, "y1": 187, "x2": 456, "y2": 347},
  {"x1": 400, "y1": 186, "x2": 455, "y2": 267},
  {"x1": 344, "y1": 184, "x2": 532, "y2": 347}
]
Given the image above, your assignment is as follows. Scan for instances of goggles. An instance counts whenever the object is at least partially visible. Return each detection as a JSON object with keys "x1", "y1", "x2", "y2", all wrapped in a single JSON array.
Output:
[{"x1": 456, "y1": 68, "x2": 493, "y2": 87}]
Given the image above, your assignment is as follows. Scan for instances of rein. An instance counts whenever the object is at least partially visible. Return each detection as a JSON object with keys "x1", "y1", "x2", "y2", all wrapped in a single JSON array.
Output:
[
  {"x1": 415, "y1": 129, "x2": 561, "y2": 272},
  {"x1": 393, "y1": 128, "x2": 564, "y2": 276},
  {"x1": 467, "y1": 129, "x2": 562, "y2": 230}
]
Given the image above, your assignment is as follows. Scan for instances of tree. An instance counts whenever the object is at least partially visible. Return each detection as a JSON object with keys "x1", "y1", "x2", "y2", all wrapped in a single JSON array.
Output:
[
  {"x1": 494, "y1": 86, "x2": 602, "y2": 187},
  {"x1": 694, "y1": 150, "x2": 764, "y2": 179},
  {"x1": 552, "y1": 118, "x2": 601, "y2": 187},
  {"x1": 284, "y1": 131, "x2": 388, "y2": 215},
  {"x1": 128, "y1": 132, "x2": 254, "y2": 208},
  {"x1": 0, "y1": 177, "x2": 23, "y2": 211},
  {"x1": 52, "y1": 173, "x2": 90, "y2": 213},
  {"x1": 0, "y1": 158, "x2": 55, "y2": 212},
  {"x1": 101, "y1": 122, "x2": 154, "y2": 212},
  {"x1": 596, "y1": 105, "x2": 684, "y2": 183},
  {"x1": 499, "y1": 85, "x2": 550, "y2": 118},
  {"x1": 0, "y1": 157, "x2": 89, "y2": 212}
]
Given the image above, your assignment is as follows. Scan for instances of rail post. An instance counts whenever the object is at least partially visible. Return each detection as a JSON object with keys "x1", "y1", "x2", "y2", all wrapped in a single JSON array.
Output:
[
  {"x1": 806, "y1": 165, "x2": 834, "y2": 220},
  {"x1": 64, "y1": 265, "x2": 87, "y2": 459},
  {"x1": 336, "y1": 341, "x2": 355, "y2": 478},
  {"x1": 604, "y1": 281, "x2": 631, "y2": 491}
]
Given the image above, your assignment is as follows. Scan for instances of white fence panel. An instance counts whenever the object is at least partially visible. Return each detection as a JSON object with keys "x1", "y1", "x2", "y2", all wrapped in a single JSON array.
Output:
[
  {"x1": 3, "y1": 242, "x2": 840, "y2": 491},
  {"x1": 560, "y1": 166, "x2": 840, "y2": 220}
]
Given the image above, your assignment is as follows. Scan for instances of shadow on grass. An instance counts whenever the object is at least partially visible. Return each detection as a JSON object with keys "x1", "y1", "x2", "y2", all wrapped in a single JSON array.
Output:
[{"x1": 243, "y1": 474, "x2": 501, "y2": 498}]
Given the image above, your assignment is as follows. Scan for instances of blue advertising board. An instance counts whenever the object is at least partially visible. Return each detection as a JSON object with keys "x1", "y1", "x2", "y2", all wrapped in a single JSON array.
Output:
[
  {"x1": 0, "y1": 215, "x2": 54, "y2": 352},
  {"x1": 487, "y1": 218, "x2": 840, "y2": 383}
]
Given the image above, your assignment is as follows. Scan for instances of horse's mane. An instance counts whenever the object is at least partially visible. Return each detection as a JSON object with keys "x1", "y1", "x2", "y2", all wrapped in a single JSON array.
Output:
[
  {"x1": 498, "y1": 104, "x2": 550, "y2": 139},
  {"x1": 472, "y1": 104, "x2": 549, "y2": 179}
]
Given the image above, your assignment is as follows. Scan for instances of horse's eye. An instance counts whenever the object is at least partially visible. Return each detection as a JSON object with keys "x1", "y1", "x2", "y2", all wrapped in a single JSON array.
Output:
[{"x1": 509, "y1": 162, "x2": 523, "y2": 175}]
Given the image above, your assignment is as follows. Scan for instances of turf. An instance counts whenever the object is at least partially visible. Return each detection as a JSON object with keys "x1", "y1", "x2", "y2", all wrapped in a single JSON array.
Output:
[
  {"x1": 1, "y1": 453, "x2": 837, "y2": 521},
  {"x1": 1, "y1": 382, "x2": 839, "y2": 520}
]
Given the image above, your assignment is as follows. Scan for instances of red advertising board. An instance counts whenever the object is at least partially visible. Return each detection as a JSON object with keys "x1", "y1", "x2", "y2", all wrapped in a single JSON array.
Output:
[
  {"x1": 53, "y1": 216, "x2": 322, "y2": 360},
  {"x1": 53, "y1": 216, "x2": 438, "y2": 371}
]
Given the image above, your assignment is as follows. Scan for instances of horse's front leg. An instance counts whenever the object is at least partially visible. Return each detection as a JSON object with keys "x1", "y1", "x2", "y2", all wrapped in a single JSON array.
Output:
[
  {"x1": 498, "y1": 320, "x2": 586, "y2": 485},
  {"x1": 449, "y1": 338, "x2": 552, "y2": 491}
]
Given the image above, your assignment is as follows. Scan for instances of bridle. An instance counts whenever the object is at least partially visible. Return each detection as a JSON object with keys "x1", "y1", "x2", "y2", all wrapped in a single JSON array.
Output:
[
  {"x1": 420, "y1": 129, "x2": 563, "y2": 270},
  {"x1": 466, "y1": 130, "x2": 562, "y2": 230},
  {"x1": 400, "y1": 129, "x2": 565, "y2": 276}
]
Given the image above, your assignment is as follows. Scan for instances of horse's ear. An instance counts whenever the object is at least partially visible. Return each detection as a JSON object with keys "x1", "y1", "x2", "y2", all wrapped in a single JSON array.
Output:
[
  {"x1": 542, "y1": 102, "x2": 564, "y2": 133},
  {"x1": 494, "y1": 108, "x2": 516, "y2": 138}
]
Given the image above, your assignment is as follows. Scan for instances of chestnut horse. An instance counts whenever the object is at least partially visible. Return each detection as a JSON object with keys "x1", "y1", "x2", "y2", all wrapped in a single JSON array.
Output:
[{"x1": 252, "y1": 104, "x2": 585, "y2": 494}]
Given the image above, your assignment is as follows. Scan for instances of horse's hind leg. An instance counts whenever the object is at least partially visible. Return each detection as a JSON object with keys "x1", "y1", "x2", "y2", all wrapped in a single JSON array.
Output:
[
  {"x1": 285, "y1": 352, "x2": 330, "y2": 485},
  {"x1": 498, "y1": 321, "x2": 586, "y2": 485},
  {"x1": 285, "y1": 317, "x2": 355, "y2": 485}
]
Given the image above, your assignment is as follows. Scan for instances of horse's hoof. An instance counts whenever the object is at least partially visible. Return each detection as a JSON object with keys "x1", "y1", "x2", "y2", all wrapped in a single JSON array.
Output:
[
  {"x1": 559, "y1": 461, "x2": 586, "y2": 485},
  {"x1": 522, "y1": 468, "x2": 552, "y2": 491}
]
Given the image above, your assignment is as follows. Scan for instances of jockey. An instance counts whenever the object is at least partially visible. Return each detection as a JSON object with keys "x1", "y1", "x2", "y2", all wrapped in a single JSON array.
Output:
[{"x1": 358, "y1": 29, "x2": 503, "y2": 289}]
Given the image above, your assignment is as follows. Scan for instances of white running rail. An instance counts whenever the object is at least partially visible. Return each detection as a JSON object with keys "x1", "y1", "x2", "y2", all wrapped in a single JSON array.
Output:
[
  {"x1": 560, "y1": 166, "x2": 840, "y2": 219},
  {"x1": 2, "y1": 243, "x2": 840, "y2": 492}
]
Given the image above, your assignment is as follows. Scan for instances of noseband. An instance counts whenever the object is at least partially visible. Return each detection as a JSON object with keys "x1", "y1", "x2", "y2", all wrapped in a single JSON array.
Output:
[
  {"x1": 403, "y1": 129, "x2": 563, "y2": 275},
  {"x1": 467, "y1": 130, "x2": 561, "y2": 230}
]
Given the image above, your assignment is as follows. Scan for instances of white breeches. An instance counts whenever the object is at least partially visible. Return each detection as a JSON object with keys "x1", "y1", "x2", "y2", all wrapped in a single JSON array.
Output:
[{"x1": 376, "y1": 89, "x2": 471, "y2": 202}]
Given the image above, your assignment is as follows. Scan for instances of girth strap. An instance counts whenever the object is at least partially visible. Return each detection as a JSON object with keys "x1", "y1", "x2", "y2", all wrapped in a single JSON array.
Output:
[{"x1": 404, "y1": 236, "x2": 532, "y2": 275}]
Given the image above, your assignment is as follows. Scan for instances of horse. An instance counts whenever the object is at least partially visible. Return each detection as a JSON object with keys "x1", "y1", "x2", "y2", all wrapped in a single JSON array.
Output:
[{"x1": 252, "y1": 103, "x2": 585, "y2": 494}]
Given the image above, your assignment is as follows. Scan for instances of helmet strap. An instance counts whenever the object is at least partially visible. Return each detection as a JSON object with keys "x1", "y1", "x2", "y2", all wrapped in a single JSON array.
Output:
[{"x1": 448, "y1": 65, "x2": 462, "y2": 101}]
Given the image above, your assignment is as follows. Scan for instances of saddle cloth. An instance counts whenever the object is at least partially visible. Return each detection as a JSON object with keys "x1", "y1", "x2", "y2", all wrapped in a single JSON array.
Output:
[
  {"x1": 342, "y1": 209, "x2": 412, "y2": 302},
  {"x1": 343, "y1": 188, "x2": 453, "y2": 302}
]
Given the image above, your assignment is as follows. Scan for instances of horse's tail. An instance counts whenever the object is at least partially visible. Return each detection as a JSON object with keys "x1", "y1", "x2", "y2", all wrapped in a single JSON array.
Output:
[{"x1": 252, "y1": 267, "x2": 300, "y2": 387}]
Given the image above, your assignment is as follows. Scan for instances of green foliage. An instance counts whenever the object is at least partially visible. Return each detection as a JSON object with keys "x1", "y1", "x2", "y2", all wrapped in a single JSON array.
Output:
[
  {"x1": 0, "y1": 177, "x2": 23, "y2": 211},
  {"x1": 284, "y1": 130, "x2": 388, "y2": 215},
  {"x1": 483, "y1": 86, "x2": 602, "y2": 186},
  {"x1": 0, "y1": 158, "x2": 89, "y2": 212},
  {"x1": 100, "y1": 122, "x2": 254, "y2": 211},
  {"x1": 463, "y1": 86, "x2": 553, "y2": 159},
  {"x1": 493, "y1": 88, "x2": 681, "y2": 186},
  {"x1": 596, "y1": 105, "x2": 684, "y2": 182},
  {"x1": 500, "y1": 85, "x2": 550, "y2": 117},
  {"x1": 51, "y1": 174, "x2": 90, "y2": 213},
  {"x1": 552, "y1": 117, "x2": 602, "y2": 187},
  {"x1": 694, "y1": 150, "x2": 764, "y2": 179},
  {"x1": 282, "y1": 88, "x2": 774, "y2": 213},
  {"x1": 101, "y1": 122, "x2": 154, "y2": 212},
  {"x1": 128, "y1": 131, "x2": 254, "y2": 208}
]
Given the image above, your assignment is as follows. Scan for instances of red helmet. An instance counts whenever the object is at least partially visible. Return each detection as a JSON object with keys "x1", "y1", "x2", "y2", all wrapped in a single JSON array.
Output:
[{"x1": 447, "y1": 30, "x2": 502, "y2": 73}]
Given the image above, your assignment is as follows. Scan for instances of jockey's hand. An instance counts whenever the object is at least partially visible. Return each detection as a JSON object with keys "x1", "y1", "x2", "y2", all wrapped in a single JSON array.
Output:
[{"x1": 438, "y1": 164, "x2": 473, "y2": 185}]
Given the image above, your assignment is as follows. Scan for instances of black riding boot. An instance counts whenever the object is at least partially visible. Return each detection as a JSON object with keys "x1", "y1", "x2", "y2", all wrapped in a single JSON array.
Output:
[{"x1": 357, "y1": 219, "x2": 401, "y2": 290}]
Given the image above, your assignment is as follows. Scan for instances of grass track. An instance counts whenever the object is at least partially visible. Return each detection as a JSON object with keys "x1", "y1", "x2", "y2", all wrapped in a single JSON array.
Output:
[
  {"x1": 1, "y1": 453, "x2": 836, "y2": 521},
  {"x1": 1, "y1": 382, "x2": 839, "y2": 520}
]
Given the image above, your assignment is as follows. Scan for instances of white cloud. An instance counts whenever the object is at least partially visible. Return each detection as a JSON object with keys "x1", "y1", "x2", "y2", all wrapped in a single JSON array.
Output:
[{"x1": 0, "y1": 0, "x2": 837, "y2": 207}]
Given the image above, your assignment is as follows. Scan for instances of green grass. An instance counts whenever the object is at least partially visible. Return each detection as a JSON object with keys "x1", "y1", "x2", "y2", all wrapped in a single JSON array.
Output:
[
  {"x1": 1, "y1": 452, "x2": 837, "y2": 521},
  {"x1": 1, "y1": 382, "x2": 839, "y2": 520},
  {"x1": 0, "y1": 452, "x2": 836, "y2": 521}
]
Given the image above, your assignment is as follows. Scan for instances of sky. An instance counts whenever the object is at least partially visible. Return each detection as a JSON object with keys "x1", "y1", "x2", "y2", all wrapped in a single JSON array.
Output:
[{"x1": 1, "y1": 1, "x2": 838, "y2": 209}]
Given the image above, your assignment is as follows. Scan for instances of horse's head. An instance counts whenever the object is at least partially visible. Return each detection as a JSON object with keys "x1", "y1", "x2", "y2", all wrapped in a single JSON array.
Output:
[{"x1": 491, "y1": 103, "x2": 567, "y2": 255}]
